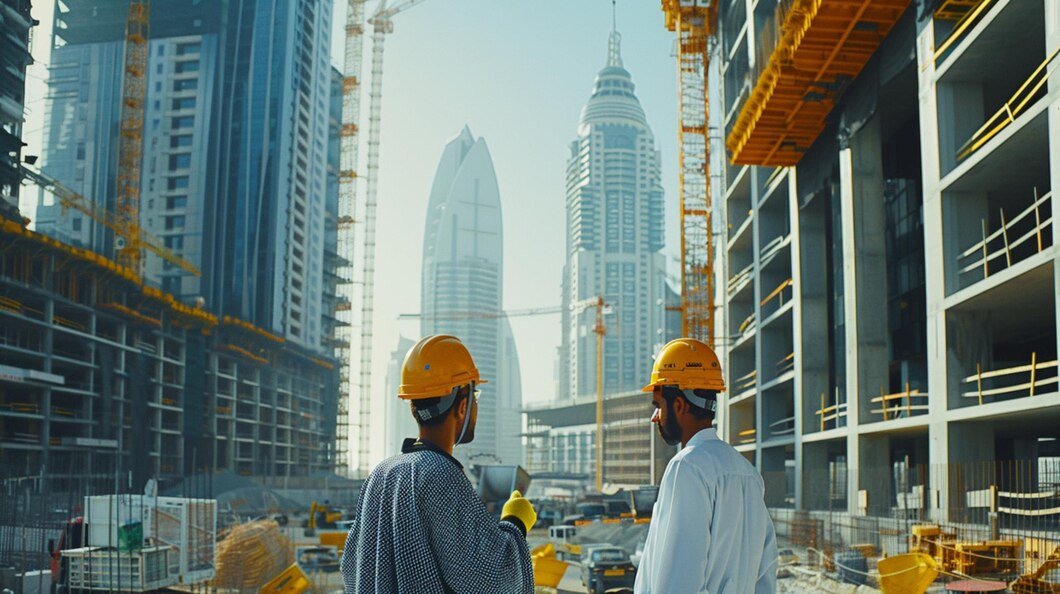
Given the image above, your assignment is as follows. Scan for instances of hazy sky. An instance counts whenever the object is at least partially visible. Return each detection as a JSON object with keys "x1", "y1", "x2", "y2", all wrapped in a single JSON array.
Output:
[{"x1": 21, "y1": 0, "x2": 681, "y2": 467}]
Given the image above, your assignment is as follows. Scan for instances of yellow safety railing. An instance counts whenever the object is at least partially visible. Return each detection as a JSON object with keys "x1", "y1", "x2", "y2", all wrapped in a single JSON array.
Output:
[
  {"x1": 776, "y1": 352, "x2": 795, "y2": 375},
  {"x1": 737, "y1": 427, "x2": 757, "y2": 445},
  {"x1": 963, "y1": 354, "x2": 1059, "y2": 404},
  {"x1": 769, "y1": 415, "x2": 796, "y2": 437},
  {"x1": 957, "y1": 47, "x2": 1060, "y2": 160},
  {"x1": 734, "y1": 368, "x2": 757, "y2": 393},
  {"x1": 957, "y1": 189, "x2": 1052, "y2": 281},
  {"x1": 933, "y1": 0, "x2": 995, "y2": 61},
  {"x1": 816, "y1": 389, "x2": 847, "y2": 431},
  {"x1": 871, "y1": 383, "x2": 929, "y2": 420}
]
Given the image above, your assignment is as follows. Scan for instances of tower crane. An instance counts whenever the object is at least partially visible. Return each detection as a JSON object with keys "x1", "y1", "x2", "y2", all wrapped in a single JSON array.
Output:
[
  {"x1": 353, "y1": 0, "x2": 429, "y2": 475},
  {"x1": 115, "y1": 0, "x2": 149, "y2": 275},
  {"x1": 334, "y1": 0, "x2": 368, "y2": 477},
  {"x1": 400, "y1": 296, "x2": 613, "y2": 492},
  {"x1": 661, "y1": 1, "x2": 717, "y2": 347},
  {"x1": 21, "y1": 164, "x2": 200, "y2": 277}
]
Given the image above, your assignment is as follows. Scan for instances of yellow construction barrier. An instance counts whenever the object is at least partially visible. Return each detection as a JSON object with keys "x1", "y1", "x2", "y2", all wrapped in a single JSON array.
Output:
[
  {"x1": 319, "y1": 531, "x2": 346, "y2": 552},
  {"x1": 531, "y1": 543, "x2": 570, "y2": 588},
  {"x1": 877, "y1": 553, "x2": 939, "y2": 594},
  {"x1": 259, "y1": 564, "x2": 310, "y2": 594}
]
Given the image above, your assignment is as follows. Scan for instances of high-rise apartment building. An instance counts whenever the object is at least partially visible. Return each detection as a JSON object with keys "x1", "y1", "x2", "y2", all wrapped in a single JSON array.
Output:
[
  {"x1": 715, "y1": 0, "x2": 1059, "y2": 523},
  {"x1": 560, "y1": 28, "x2": 670, "y2": 401},
  {"x1": 421, "y1": 126, "x2": 522, "y2": 466},
  {"x1": 36, "y1": 0, "x2": 333, "y2": 351},
  {"x1": 0, "y1": 0, "x2": 33, "y2": 219},
  {"x1": 383, "y1": 335, "x2": 417, "y2": 459}
]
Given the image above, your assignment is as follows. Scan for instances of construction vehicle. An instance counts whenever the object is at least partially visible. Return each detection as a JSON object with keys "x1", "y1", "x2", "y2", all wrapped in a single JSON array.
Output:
[
  {"x1": 580, "y1": 545, "x2": 636, "y2": 594},
  {"x1": 259, "y1": 564, "x2": 310, "y2": 594},
  {"x1": 304, "y1": 500, "x2": 344, "y2": 536}
]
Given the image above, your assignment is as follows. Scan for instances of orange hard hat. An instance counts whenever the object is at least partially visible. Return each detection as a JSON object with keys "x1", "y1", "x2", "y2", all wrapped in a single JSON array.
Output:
[
  {"x1": 399, "y1": 335, "x2": 486, "y2": 400},
  {"x1": 642, "y1": 337, "x2": 726, "y2": 393}
]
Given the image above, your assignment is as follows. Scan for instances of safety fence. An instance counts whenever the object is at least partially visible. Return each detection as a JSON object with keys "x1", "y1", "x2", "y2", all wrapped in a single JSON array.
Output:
[
  {"x1": 956, "y1": 188, "x2": 1054, "y2": 285},
  {"x1": 962, "y1": 353, "x2": 1059, "y2": 406},
  {"x1": 765, "y1": 458, "x2": 1060, "y2": 589}
]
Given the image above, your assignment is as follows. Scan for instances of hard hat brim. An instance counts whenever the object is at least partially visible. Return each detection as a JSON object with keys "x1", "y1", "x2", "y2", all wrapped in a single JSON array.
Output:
[{"x1": 399, "y1": 378, "x2": 487, "y2": 400}]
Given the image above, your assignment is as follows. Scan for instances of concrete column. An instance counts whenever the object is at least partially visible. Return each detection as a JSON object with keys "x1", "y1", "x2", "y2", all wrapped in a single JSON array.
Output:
[
  {"x1": 917, "y1": 20, "x2": 953, "y2": 523},
  {"x1": 788, "y1": 169, "x2": 805, "y2": 510},
  {"x1": 1047, "y1": 0, "x2": 1060, "y2": 383},
  {"x1": 847, "y1": 116, "x2": 891, "y2": 426},
  {"x1": 751, "y1": 168, "x2": 764, "y2": 470}
]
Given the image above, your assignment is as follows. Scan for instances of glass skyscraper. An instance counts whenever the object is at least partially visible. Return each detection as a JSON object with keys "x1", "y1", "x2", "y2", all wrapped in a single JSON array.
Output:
[
  {"x1": 36, "y1": 0, "x2": 334, "y2": 351},
  {"x1": 560, "y1": 28, "x2": 671, "y2": 401},
  {"x1": 421, "y1": 126, "x2": 523, "y2": 466}
]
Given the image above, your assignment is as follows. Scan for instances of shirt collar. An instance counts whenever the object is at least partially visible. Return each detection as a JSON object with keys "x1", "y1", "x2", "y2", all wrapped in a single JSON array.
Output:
[
  {"x1": 685, "y1": 427, "x2": 719, "y2": 448},
  {"x1": 401, "y1": 437, "x2": 464, "y2": 470}
]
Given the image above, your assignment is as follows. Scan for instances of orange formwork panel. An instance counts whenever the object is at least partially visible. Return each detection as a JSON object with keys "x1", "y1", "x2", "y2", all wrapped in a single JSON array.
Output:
[{"x1": 726, "y1": 0, "x2": 910, "y2": 166}]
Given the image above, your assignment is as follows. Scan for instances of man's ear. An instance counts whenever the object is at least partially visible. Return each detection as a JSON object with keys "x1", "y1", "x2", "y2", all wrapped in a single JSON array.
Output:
[
  {"x1": 456, "y1": 395, "x2": 469, "y2": 419},
  {"x1": 672, "y1": 394, "x2": 688, "y2": 418}
]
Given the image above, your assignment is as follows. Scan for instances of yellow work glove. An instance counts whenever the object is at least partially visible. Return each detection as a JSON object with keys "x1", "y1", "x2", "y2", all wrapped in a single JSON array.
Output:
[{"x1": 501, "y1": 490, "x2": 537, "y2": 536}]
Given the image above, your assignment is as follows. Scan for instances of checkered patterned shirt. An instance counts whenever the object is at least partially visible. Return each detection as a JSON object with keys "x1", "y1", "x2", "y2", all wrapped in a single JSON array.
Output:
[{"x1": 341, "y1": 439, "x2": 534, "y2": 594}]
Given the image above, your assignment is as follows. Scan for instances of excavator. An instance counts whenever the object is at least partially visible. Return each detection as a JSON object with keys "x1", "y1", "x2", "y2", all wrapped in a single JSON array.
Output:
[{"x1": 303, "y1": 500, "x2": 344, "y2": 536}]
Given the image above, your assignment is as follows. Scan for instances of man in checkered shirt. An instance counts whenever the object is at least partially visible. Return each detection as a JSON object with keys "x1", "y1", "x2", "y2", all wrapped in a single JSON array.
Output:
[{"x1": 341, "y1": 335, "x2": 536, "y2": 593}]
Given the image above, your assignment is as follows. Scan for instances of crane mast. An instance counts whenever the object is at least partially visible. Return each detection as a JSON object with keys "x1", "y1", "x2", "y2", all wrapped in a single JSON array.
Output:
[
  {"x1": 334, "y1": 0, "x2": 367, "y2": 476},
  {"x1": 355, "y1": 0, "x2": 428, "y2": 475},
  {"x1": 116, "y1": 0, "x2": 149, "y2": 275},
  {"x1": 662, "y1": 1, "x2": 716, "y2": 347}
]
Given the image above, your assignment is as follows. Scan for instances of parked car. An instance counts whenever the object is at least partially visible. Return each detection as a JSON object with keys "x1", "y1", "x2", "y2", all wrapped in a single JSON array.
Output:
[
  {"x1": 580, "y1": 546, "x2": 636, "y2": 594},
  {"x1": 778, "y1": 548, "x2": 799, "y2": 566},
  {"x1": 535, "y1": 509, "x2": 563, "y2": 529}
]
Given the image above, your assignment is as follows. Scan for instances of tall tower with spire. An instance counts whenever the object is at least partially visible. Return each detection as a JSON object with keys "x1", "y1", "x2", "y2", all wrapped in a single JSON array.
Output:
[{"x1": 559, "y1": 22, "x2": 670, "y2": 401}]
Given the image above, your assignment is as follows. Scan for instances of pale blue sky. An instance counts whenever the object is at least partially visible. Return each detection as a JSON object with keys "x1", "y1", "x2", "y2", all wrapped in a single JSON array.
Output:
[
  {"x1": 21, "y1": 0, "x2": 682, "y2": 467},
  {"x1": 351, "y1": 0, "x2": 681, "y2": 415}
]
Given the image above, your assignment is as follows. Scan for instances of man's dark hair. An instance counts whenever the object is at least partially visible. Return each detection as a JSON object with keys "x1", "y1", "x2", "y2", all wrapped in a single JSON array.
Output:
[
  {"x1": 411, "y1": 385, "x2": 471, "y2": 427},
  {"x1": 661, "y1": 386, "x2": 717, "y2": 421}
]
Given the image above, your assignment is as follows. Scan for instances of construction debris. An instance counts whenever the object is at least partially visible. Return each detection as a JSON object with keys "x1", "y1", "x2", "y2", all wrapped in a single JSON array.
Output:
[{"x1": 211, "y1": 519, "x2": 293, "y2": 592}]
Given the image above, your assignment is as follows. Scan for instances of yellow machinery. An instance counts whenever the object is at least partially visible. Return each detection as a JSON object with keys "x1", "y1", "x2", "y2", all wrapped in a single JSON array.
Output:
[
  {"x1": 305, "y1": 501, "x2": 343, "y2": 535},
  {"x1": 877, "y1": 553, "x2": 938, "y2": 594},
  {"x1": 531, "y1": 543, "x2": 572, "y2": 589},
  {"x1": 259, "y1": 564, "x2": 310, "y2": 594}
]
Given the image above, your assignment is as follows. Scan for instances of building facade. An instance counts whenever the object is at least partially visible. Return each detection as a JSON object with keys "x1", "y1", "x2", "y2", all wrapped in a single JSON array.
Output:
[
  {"x1": 35, "y1": 0, "x2": 334, "y2": 351},
  {"x1": 383, "y1": 335, "x2": 417, "y2": 459},
  {"x1": 524, "y1": 390, "x2": 676, "y2": 488},
  {"x1": 715, "y1": 0, "x2": 1060, "y2": 520},
  {"x1": 0, "y1": 0, "x2": 33, "y2": 219},
  {"x1": 421, "y1": 126, "x2": 523, "y2": 467},
  {"x1": 560, "y1": 28, "x2": 671, "y2": 402}
]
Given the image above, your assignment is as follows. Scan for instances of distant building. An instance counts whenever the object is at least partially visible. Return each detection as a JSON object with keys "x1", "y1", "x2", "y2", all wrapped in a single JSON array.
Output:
[
  {"x1": 560, "y1": 26, "x2": 670, "y2": 402},
  {"x1": 420, "y1": 126, "x2": 522, "y2": 466},
  {"x1": 384, "y1": 335, "x2": 417, "y2": 459},
  {"x1": 524, "y1": 391, "x2": 676, "y2": 488},
  {"x1": 0, "y1": 0, "x2": 33, "y2": 219}
]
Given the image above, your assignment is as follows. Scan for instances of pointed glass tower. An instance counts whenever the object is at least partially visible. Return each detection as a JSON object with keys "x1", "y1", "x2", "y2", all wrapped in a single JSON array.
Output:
[{"x1": 420, "y1": 126, "x2": 523, "y2": 466}]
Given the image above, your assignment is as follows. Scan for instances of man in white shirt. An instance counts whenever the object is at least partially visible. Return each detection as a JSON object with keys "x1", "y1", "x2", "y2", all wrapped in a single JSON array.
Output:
[{"x1": 634, "y1": 338, "x2": 777, "y2": 594}]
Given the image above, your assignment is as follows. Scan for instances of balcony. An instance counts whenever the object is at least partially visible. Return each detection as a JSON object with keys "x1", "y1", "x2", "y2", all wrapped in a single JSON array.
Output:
[{"x1": 726, "y1": 0, "x2": 910, "y2": 165}]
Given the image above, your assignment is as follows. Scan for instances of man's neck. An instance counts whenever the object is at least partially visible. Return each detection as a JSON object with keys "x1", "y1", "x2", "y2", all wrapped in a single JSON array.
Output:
[
  {"x1": 681, "y1": 423, "x2": 714, "y2": 448},
  {"x1": 418, "y1": 430, "x2": 456, "y2": 455}
]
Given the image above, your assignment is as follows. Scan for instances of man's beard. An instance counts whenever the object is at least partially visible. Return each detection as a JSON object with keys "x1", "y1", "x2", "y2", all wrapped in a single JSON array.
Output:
[{"x1": 657, "y1": 401, "x2": 682, "y2": 446}]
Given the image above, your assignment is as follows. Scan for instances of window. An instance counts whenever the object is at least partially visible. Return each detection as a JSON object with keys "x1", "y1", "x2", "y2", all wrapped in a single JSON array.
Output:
[
  {"x1": 169, "y1": 154, "x2": 191, "y2": 169},
  {"x1": 163, "y1": 277, "x2": 181, "y2": 295},
  {"x1": 164, "y1": 235, "x2": 185, "y2": 249},
  {"x1": 171, "y1": 116, "x2": 194, "y2": 130},
  {"x1": 167, "y1": 177, "x2": 189, "y2": 190},
  {"x1": 175, "y1": 61, "x2": 199, "y2": 73},
  {"x1": 72, "y1": 218, "x2": 82, "y2": 232},
  {"x1": 174, "y1": 79, "x2": 198, "y2": 92},
  {"x1": 176, "y1": 42, "x2": 200, "y2": 55},
  {"x1": 167, "y1": 196, "x2": 188, "y2": 209},
  {"x1": 170, "y1": 135, "x2": 193, "y2": 148},
  {"x1": 165, "y1": 216, "x2": 185, "y2": 230},
  {"x1": 172, "y1": 97, "x2": 196, "y2": 110}
]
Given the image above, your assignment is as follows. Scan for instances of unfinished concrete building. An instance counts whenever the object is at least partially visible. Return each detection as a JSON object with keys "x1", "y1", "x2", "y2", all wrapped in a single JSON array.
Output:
[
  {"x1": 0, "y1": 222, "x2": 339, "y2": 489},
  {"x1": 715, "y1": 0, "x2": 1060, "y2": 533}
]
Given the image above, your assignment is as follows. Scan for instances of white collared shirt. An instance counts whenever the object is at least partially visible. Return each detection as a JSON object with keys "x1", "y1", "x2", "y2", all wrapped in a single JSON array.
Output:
[{"x1": 634, "y1": 427, "x2": 777, "y2": 594}]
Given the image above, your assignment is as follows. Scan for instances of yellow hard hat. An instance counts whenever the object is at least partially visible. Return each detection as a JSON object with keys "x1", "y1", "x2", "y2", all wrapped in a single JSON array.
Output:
[
  {"x1": 642, "y1": 337, "x2": 726, "y2": 393},
  {"x1": 399, "y1": 335, "x2": 486, "y2": 400}
]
